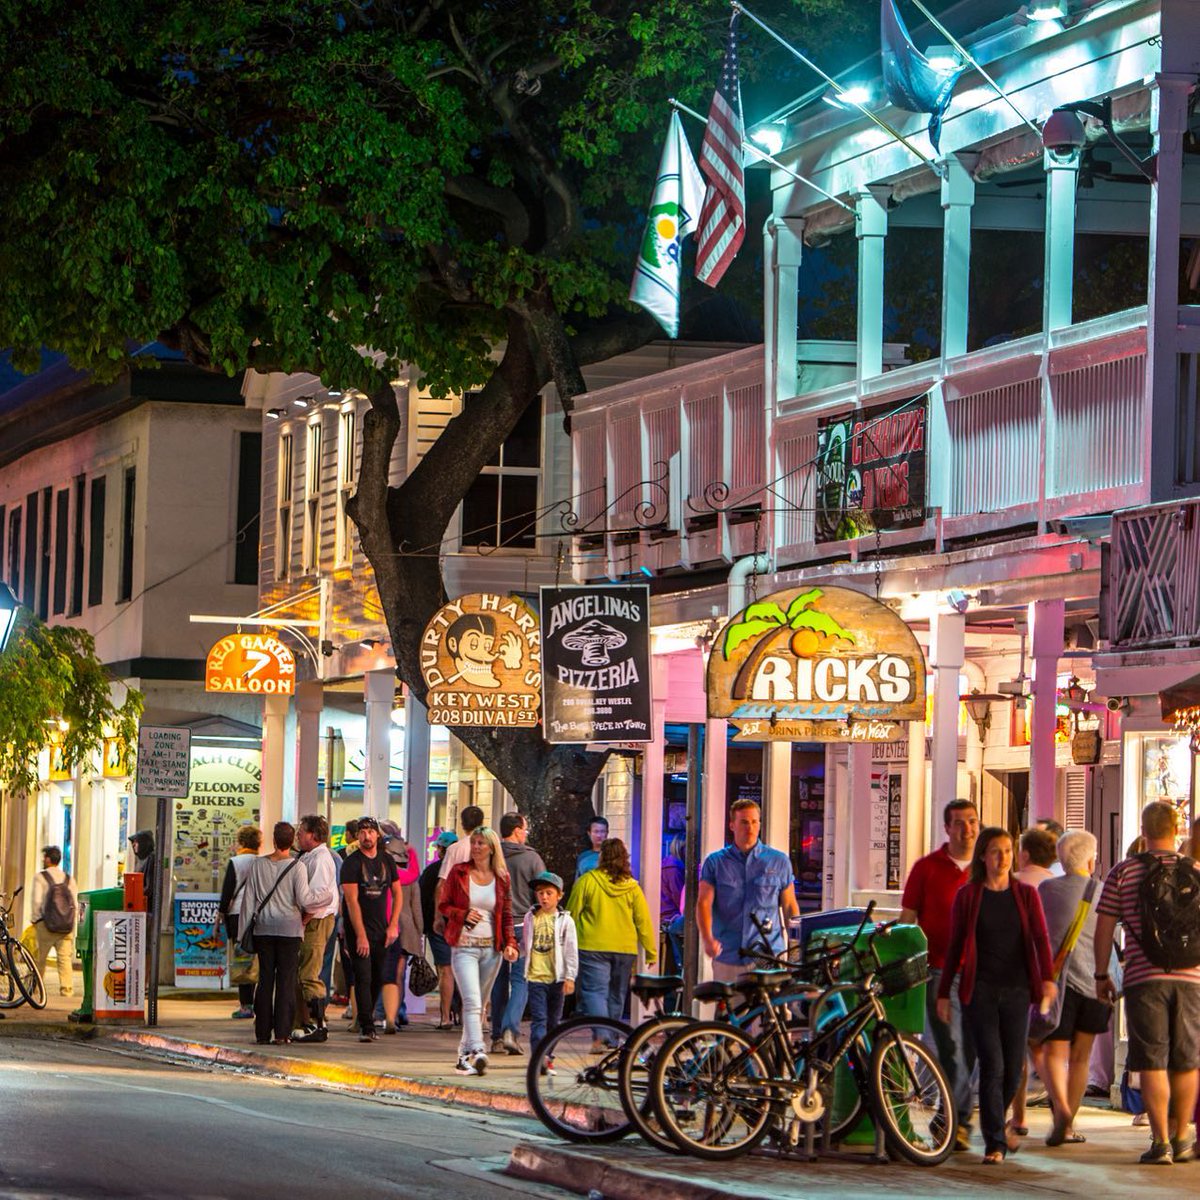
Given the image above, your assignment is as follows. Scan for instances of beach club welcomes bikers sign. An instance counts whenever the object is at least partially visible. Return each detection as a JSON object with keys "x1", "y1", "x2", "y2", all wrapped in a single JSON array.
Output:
[
  {"x1": 707, "y1": 586, "x2": 926, "y2": 742},
  {"x1": 541, "y1": 585, "x2": 652, "y2": 744},
  {"x1": 420, "y1": 593, "x2": 541, "y2": 728}
]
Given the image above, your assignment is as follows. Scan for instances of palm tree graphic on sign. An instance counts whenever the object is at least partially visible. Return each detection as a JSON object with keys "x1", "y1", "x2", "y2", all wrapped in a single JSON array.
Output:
[{"x1": 723, "y1": 588, "x2": 856, "y2": 661}]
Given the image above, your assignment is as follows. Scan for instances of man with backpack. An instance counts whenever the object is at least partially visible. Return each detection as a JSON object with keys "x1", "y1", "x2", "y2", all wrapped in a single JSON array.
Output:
[
  {"x1": 31, "y1": 845, "x2": 79, "y2": 996},
  {"x1": 1095, "y1": 801, "x2": 1200, "y2": 1165}
]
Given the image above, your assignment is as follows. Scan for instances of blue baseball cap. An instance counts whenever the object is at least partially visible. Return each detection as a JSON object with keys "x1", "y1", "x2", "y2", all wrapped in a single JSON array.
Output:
[
  {"x1": 531, "y1": 870, "x2": 564, "y2": 894},
  {"x1": 434, "y1": 830, "x2": 459, "y2": 848}
]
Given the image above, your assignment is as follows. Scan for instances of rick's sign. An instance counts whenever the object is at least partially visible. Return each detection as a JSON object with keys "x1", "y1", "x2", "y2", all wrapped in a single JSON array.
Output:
[{"x1": 707, "y1": 586, "x2": 926, "y2": 742}]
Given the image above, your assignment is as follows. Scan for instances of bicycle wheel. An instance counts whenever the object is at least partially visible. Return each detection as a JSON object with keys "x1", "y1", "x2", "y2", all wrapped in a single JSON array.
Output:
[
  {"x1": 650, "y1": 1022, "x2": 775, "y2": 1161},
  {"x1": 617, "y1": 1014, "x2": 692, "y2": 1152},
  {"x1": 0, "y1": 941, "x2": 18, "y2": 1008},
  {"x1": 526, "y1": 1015, "x2": 632, "y2": 1143},
  {"x1": 869, "y1": 1028, "x2": 955, "y2": 1166},
  {"x1": 6, "y1": 940, "x2": 47, "y2": 1010}
]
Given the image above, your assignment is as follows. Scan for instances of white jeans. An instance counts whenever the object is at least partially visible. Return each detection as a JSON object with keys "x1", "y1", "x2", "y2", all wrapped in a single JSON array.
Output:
[{"x1": 452, "y1": 944, "x2": 503, "y2": 1057}]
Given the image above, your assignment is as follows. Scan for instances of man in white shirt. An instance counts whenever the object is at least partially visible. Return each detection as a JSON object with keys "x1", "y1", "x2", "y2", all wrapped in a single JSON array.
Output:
[
  {"x1": 292, "y1": 814, "x2": 339, "y2": 1042},
  {"x1": 31, "y1": 845, "x2": 79, "y2": 996}
]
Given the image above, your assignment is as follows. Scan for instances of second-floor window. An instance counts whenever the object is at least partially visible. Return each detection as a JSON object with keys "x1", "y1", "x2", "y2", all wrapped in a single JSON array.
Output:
[
  {"x1": 302, "y1": 419, "x2": 322, "y2": 574},
  {"x1": 118, "y1": 468, "x2": 135, "y2": 604},
  {"x1": 460, "y1": 394, "x2": 541, "y2": 551},
  {"x1": 276, "y1": 431, "x2": 294, "y2": 580},
  {"x1": 52, "y1": 488, "x2": 69, "y2": 615},
  {"x1": 335, "y1": 408, "x2": 356, "y2": 566},
  {"x1": 88, "y1": 476, "x2": 106, "y2": 607},
  {"x1": 69, "y1": 476, "x2": 85, "y2": 616}
]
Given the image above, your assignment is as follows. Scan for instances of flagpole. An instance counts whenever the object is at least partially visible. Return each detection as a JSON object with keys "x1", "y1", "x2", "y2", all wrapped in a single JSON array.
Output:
[
  {"x1": 732, "y1": 0, "x2": 945, "y2": 178},
  {"x1": 908, "y1": 0, "x2": 1042, "y2": 139},
  {"x1": 669, "y1": 98, "x2": 854, "y2": 214}
]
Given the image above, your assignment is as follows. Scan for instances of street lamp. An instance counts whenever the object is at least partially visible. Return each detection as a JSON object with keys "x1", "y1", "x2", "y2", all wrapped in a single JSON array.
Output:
[{"x1": 0, "y1": 581, "x2": 20, "y2": 653}]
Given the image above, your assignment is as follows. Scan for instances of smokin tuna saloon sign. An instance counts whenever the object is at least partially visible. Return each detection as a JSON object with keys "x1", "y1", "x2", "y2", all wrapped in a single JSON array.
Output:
[{"x1": 707, "y1": 586, "x2": 926, "y2": 742}]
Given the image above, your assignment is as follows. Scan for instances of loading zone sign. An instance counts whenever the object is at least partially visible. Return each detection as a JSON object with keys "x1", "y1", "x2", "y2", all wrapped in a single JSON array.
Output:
[
  {"x1": 136, "y1": 725, "x2": 192, "y2": 798},
  {"x1": 540, "y1": 585, "x2": 652, "y2": 744}
]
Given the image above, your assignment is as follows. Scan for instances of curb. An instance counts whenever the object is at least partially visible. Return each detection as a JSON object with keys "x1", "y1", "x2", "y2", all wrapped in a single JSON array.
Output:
[
  {"x1": 506, "y1": 1143, "x2": 748, "y2": 1200},
  {"x1": 0, "y1": 1019, "x2": 97, "y2": 1041},
  {"x1": 103, "y1": 1028, "x2": 536, "y2": 1118}
]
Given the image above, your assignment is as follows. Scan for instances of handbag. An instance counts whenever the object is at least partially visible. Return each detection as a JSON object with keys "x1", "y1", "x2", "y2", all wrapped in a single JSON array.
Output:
[
  {"x1": 408, "y1": 951, "x2": 439, "y2": 997},
  {"x1": 1028, "y1": 878, "x2": 1097, "y2": 1044},
  {"x1": 237, "y1": 857, "x2": 301, "y2": 956}
]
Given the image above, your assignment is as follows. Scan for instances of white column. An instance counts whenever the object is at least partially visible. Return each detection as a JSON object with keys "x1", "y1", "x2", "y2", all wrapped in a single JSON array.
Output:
[
  {"x1": 764, "y1": 216, "x2": 805, "y2": 405},
  {"x1": 403, "y1": 687, "x2": 431, "y2": 850},
  {"x1": 702, "y1": 718, "x2": 727, "y2": 859},
  {"x1": 260, "y1": 695, "x2": 288, "y2": 835},
  {"x1": 293, "y1": 680, "x2": 323, "y2": 820},
  {"x1": 1145, "y1": 72, "x2": 1194, "y2": 500},
  {"x1": 940, "y1": 154, "x2": 976, "y2": 360},
  {"x1": 846, "y1": 742, "x2": 874, "y2": 897},
  {"x1": 763, "y1": 741, "x2": 791, "y2": 855},
  {"x1": 905, "y1": 720, "x2": 928, "y2": 869},
  {"x1": 1042, "y1": 150, "x2": 1079, "y2": 334},
  {"x1": 855, "y1": 186, "x2": 890, "y2": 383},
  {"x1": 928, "y1": 611, "x2": 965, "y2": 848},
  {"x1": 1029, "y1": 599, "x2": 1065, "y2": 823},
  {"x1": 364, "y1": 668, "x2": 394, "y2": 821}
]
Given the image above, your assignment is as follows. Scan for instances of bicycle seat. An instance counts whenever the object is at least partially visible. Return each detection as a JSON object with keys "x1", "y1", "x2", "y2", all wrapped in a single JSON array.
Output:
[
  {"x1": 733, "y1": 969, "x2": 795, "y2": 995},
  {"x1": 693, "y1": 981, "x2": 737, "y2": 1002},
  {"x1": 631, "y1": 973, "x2": 683, "y2": 999}
]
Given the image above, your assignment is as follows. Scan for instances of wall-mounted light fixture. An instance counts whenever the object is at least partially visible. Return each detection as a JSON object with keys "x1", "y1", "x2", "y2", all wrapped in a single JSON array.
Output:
[
  {"x1": 964, "y1": 689, "x2": 993, "y2": 737},
  {"x1": 266, "y1": 407, "x2": 287, "y2": 420}
]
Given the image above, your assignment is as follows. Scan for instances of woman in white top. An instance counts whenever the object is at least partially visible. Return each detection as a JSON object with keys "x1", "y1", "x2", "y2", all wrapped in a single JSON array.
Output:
[{"x1": 437, "y1": 828, "x2": 518, "y2": 1075}]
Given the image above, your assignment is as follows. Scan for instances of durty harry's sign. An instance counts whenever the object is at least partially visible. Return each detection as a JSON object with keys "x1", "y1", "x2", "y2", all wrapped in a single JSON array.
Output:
[
  {"x1": 707, "y1": 586, "x2": 926, "y2": 742},
  {"x1": 205, "y1": 633, "x2": 296, "y2": 695},
  {"x1": 420, "y1": 593, "x2": 541, "y2": 728}
]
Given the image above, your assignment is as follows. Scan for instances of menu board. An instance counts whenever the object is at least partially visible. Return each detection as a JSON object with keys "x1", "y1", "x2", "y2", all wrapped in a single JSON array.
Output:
[{"x1": 173, "y1": 748, "x2": 261, "y2": 894}]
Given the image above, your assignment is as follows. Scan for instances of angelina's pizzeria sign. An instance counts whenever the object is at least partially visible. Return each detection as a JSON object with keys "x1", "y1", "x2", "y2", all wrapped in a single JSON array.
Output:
[
  {"x1": 707, "y1": 586, "x2": 926, "y2": 742},
  {"x1": 421, "y1": 593, "x2": 541, "y2": 728}
]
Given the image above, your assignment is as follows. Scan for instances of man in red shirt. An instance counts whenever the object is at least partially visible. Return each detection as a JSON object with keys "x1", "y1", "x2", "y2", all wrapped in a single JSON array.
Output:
[{"x1": 901, "y1": 798, "x2": 979, "y2": 1151}]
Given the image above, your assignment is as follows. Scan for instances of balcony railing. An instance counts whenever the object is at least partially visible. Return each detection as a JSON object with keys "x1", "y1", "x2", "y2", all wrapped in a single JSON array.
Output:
[{"x1": 571, "y1": 307, "x2": 1151, "y2": 581}]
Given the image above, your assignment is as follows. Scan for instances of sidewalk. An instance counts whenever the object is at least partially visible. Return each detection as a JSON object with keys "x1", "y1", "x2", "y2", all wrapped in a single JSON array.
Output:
[{"x1": 1, "y1": 987, "x2": 1188, "y2": 1199}]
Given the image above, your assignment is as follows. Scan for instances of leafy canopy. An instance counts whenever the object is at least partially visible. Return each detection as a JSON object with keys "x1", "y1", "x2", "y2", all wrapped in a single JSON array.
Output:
[
  {"x1": 0, "y1": 0, "x2": 859, "y2": 395},
  {"x1": 0, "y1": 615, "x2": 144, "y2": 796}
]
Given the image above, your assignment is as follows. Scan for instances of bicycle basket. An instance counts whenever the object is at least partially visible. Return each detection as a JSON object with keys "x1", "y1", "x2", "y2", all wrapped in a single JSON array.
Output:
[{"x1": 875, "y1": 951, "x2": 929, "y2": 997}]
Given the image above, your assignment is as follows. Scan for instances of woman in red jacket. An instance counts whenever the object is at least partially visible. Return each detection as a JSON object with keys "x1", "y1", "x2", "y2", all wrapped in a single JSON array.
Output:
[
  {"x1": 438, "y1": 827, "x2": 518, "y2": 1076},
  {"x1": 937, "y1": 826, "x2": 1056, "y2": 1164}
]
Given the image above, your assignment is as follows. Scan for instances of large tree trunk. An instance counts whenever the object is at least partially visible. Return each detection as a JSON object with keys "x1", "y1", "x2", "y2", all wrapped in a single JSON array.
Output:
[{"x1": 349, "y1": 311, "x2": 610, "y2": 881}]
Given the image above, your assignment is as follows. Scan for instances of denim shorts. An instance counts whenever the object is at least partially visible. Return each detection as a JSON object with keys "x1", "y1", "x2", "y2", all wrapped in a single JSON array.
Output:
[
  {"x1": 427, "y1": 930, "x2": 452, "y2": 967},
  {"x1": 1124, "y1": 980, "x2": 1200, "y2": 1071}
]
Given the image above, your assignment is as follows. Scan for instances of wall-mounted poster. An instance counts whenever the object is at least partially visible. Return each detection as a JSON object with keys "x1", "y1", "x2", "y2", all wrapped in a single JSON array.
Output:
[
  {"x1": 173, "y1": 893, "x2": 228, "y2": 988},
  {"x1": 816, "y1": 395, "x2": 927, "y2": 543},
  {"x1": 540, "y1": 585, "x2": 652, "y2": 744},
  {"x1": 707, "y1": 586, "x2": 926, "y2": 742},
  {"x1": 420, "y1": 593, "x2": 541, "y2": 728},
  {"x1": 174, "y1": 748, "x2": 261, "y2": 893}
]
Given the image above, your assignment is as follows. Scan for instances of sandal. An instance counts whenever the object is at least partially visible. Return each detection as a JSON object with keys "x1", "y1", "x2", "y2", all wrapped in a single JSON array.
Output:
[{"x1": 982, "y1": 1151, "x2": 1005, "y2": 1165}]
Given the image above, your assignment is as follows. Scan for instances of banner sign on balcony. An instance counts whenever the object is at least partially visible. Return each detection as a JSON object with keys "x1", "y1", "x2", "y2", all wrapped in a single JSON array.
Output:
[
  {"x1": 815, "y1": 395, "x2": 927, "y2": 543},
  {"x1": 421, "y1": 593, "x2": 541, "y2": 728},
  {"x1": 540, "y1": 585, "x2": 652, "y2": 744},
  {"x1": 707, "y1": 586, "x2": 926, "y2": 742},
  {"x1": 205, "y1": 633, "x2": 296, "y2": 695}
]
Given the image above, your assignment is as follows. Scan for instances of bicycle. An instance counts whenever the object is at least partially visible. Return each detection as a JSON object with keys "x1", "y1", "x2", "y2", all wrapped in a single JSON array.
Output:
[
  {"x1": 0, "y1": 889, "x2": 48, "y2": 1010},
  {"x1": 649, "y1": 918, "x2": 954, "y2": 1166}
]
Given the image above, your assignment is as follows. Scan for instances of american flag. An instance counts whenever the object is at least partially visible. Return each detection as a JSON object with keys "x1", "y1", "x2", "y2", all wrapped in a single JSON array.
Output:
[{"x1": 695, "y1": 13, "x2": 746, "y2": 287}]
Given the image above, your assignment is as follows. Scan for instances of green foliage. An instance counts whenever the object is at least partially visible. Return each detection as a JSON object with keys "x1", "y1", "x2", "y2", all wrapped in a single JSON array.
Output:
[
  {"x1": 723, "y1": 586, "x2": 854, "y2": 658},
  {"x1": 0, "y1": 614, "x2": 144, "y2": 796}
]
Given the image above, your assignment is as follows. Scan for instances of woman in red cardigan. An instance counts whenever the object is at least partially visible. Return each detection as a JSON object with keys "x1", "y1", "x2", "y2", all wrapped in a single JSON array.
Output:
[
  {"x1": 937, "y1": 826, "x2": 1056, "y2": 1164},
  {"x1": 438, "y1": 827, "x2": 518, "y2": 1076}
]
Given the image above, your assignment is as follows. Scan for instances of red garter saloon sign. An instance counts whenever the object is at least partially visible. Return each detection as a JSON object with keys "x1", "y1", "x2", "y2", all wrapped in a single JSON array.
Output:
[
  {"x1": 420, "y1": 593, "x2": 541, "y2": 728},
  {"x1": 707, "y1": 586, "x2": 926, "y2": 742}
]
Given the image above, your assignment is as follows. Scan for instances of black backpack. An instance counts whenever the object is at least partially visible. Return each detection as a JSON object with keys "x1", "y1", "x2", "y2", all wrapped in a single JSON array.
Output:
[
  {"x1": 1132, "y1": 852, "x2": 1200, "y2": 972},
  {"x1": 41, "y1": 870, "x2": 77, "y2": 934}
]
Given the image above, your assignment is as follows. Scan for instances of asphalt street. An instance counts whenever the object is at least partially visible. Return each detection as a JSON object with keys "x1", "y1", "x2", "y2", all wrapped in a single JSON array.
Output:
[{"x1": 0, "y1": 1038, "x2": 564, "y2": 1200}]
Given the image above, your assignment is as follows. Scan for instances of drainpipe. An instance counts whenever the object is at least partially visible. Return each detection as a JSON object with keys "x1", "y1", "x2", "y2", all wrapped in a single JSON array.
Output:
[{"x1": 727, "y1": 553, "x2": 771, "y2": 615}]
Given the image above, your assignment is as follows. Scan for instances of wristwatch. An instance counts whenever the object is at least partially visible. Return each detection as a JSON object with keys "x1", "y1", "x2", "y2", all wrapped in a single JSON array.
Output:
[{"x1": 1093, "y1": 972, "x2": 1109, "y2": 980}]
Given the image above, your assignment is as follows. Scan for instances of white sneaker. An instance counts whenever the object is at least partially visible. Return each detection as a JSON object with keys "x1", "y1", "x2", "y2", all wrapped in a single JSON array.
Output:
[
  {"x1": 455, "y1": 1055, "x2": 477, "y2": 1075},
  {"x1": 473, "y1": 1052, "x2": 489, "y2": 1076}
]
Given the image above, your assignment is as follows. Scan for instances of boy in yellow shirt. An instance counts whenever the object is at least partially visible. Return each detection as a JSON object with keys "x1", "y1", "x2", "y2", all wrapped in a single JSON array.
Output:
[{"x1": 523, "y1": 871, "x2": 579, "y2": 1073}]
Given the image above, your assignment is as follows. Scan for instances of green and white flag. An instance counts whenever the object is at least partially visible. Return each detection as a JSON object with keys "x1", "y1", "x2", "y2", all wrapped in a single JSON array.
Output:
[{"x1": 630, "y1": 111, "x2": 705, "y2": 338}]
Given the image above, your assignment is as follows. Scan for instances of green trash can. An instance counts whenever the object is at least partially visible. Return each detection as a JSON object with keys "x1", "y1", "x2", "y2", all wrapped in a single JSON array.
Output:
[
  {"x1": 72, "y1": 887, "x2": 126, "y2": 1022},
  {"x1": 805, "y1": 920, "x2": 929, "y2": 1143}
]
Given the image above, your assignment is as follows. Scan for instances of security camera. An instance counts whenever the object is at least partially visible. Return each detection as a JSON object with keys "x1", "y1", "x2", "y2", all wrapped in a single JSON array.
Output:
[
  {"x1": 944, "y1": 589, "x2": 970, "y2": 614},
  {"x1": 1042, "y1": 108, "x2": 1086, "y2": 159},
  {"x1": 1105, "y1": 695, "x2": 1127, "y2": 713}
]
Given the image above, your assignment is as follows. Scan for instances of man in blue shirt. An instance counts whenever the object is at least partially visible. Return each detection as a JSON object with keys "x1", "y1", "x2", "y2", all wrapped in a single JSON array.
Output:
[
  {"x1": 697, "y1": 800, "x2": 798, "y2": 981},
  {"x1": 574, "y1": 816, "x2": 608, "y2": 878}
]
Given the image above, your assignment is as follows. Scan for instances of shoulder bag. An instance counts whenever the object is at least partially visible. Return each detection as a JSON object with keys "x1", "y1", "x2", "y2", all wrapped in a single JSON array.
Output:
[
  {"x1": 237, "y1": 857, "x2": 301, "y2": 956},
  {"x1": 1028, "y1": 878, "x2": 1097, "y2": 1044}
]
